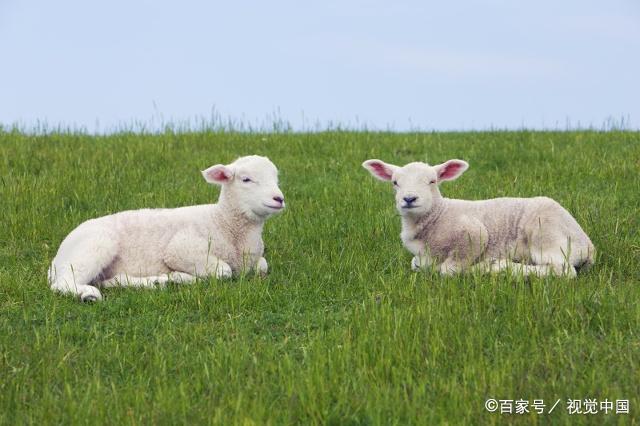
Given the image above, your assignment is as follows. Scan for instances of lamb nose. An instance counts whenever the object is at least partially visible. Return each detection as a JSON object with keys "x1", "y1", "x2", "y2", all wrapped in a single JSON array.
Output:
[
  {"x1": 403, "y1": 196, "x2": 417, "y2": 204},
  {"x1": 273, "y1": 196, "x2": 284, "y2": 204}
]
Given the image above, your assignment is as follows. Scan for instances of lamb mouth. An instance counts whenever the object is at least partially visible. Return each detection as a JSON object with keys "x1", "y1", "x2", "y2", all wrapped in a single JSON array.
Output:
[
  {"x1": 264, "y1": 203, "x2": 284, "y2": 210},
  {"x1": 402, "y1": 205, "x2": 419, "y2": 209}
]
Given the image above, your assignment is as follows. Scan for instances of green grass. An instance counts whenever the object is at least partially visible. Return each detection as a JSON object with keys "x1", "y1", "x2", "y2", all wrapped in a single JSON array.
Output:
[{"x1": 1, "y1": 130, "x2": 639, "y2": 425}]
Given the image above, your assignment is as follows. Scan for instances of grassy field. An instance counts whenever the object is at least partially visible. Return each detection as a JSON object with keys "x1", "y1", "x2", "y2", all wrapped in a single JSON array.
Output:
[{"x1": 1, "y1": 129, "x2": 639, "y2": 424}]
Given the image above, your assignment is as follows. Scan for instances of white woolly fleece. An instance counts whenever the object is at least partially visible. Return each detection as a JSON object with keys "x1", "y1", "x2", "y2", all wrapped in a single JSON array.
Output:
[
  {"x1": 363, "y1": 158, "x2": 595, "y2": 277},
  {"x1": 48, "y1": 155, "x2": 285, "y2": 301}
]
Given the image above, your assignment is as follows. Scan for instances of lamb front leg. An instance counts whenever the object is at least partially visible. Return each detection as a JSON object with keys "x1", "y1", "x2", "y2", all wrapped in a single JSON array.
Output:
[
  {"x1": 169, "y1": 255, "x2": 232, "y2": 279},
  {"x1": 189, "y1": 255, "x2": 232, "y2": 279},
  {"x1": 164, "y1": 233, "x2": 233, "y2": 279},
  {"x1": 438, "y1": 219, "x2": 489, "y2": 275},
  {"x1": 438, "y1": 258, "x2": 464, "y2": 275}
]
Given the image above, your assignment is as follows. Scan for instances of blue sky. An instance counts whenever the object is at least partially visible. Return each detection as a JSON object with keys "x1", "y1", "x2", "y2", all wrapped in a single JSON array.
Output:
[{"x1": 1, "y1": 0, "x2": 639, "y2": 132}]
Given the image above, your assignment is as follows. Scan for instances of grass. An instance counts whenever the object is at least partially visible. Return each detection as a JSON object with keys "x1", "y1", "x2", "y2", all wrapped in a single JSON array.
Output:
[{"x1": 0, "y1": 129, "x2": 639, "y2": 425}]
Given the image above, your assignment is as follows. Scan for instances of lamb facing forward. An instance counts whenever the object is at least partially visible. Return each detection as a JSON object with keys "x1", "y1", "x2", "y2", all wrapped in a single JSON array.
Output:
[
  {"x1": 48, "y1": 155, "x2": 285, "y2": 301},
  {"x1": 363, "y1": 158, "x2": 595, "y2": 277}
]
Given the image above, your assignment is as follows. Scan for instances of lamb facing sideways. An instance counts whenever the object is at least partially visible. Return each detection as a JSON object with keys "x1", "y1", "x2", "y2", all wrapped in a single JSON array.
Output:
[
  {"x1": 363, "y1": 158, "x2": 595, "y2": 277},
  {"x1": 48, "y1": 155, "x2": 285, "y2": 301}
]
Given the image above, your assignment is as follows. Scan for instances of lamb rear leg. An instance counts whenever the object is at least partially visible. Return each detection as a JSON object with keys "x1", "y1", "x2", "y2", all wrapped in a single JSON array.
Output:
[
  {"x1": 530, "y1": 247, "x2": 578, "y2": 278},
  {"x1": 255, "y1": 257, "x2": 268, "y2": 277},
  {"x1": 472, "y1": 259, "x2": 557, "y2": 277},
  {"x1": 49, "y1": 227, "x2": 120, "y2": 302},
  {"x1": 49, "y1": 268, "x2": 104, "y2": 302},
  {"x1": 101, "y1": 271, "x2": 197, "y2": 288},
  {"x1": 474, "y1": 257, "x2": 576, "y2": 278}
]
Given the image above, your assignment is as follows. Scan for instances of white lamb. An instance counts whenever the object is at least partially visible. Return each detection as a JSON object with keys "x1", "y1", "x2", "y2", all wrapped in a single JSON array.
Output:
[
  {"x1": 48, "y1": 155, "x2": 285, "y2": 301},
  {"x1": 363, "y1": 158, "x2": 595, "y2": 277}
]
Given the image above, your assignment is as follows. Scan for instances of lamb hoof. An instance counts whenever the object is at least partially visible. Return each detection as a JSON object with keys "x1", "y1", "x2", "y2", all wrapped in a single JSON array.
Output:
[
  {"x1": 215, "y1": 263, "x2": 233, "y2": 279},
  {"x1": 256, "y1": 258, "x2": 268, "y2": 277},
  {"x1": 80, "y1": 287, "x2": 103, "y2": 302},
  {"x1": 411, "y1": 257, "x2": 420, "y2": 271}
]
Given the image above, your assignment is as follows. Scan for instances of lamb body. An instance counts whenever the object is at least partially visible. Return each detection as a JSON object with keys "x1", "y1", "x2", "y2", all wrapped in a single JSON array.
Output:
[
  {"x1": 364, "y1": 159, "x2": 594, "y2": 277},
  {"x1": 48, "y1": 155, "x2": 285, "y2": 301}
]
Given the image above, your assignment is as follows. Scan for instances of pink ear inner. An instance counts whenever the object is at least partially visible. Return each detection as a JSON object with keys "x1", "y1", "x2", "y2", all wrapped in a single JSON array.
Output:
[
  {"x1": 369, "y1": 162, "x2": 393, "y2": 180},
  {"x1": 207, "y1": 167, "x2": 230, "y2": 182},
  {"x1": 438, "y1": 161, "x2": 466, "y2": 180}
]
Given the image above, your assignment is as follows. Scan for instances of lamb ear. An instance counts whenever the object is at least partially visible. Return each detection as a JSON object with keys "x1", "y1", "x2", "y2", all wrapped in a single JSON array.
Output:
[
  {"x1": 202, "y1": 164, "x2": 234, "y2": 184},
  {"x1": 435, "y1": 159, "x2": 468, "y2": 182},
  {"x1": 362, "y1": 159, "x2": 398, "y2": 182}
]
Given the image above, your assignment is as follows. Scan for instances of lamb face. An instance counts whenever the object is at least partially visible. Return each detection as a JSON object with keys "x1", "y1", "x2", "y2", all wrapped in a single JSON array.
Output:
[
  {"x1": 362, "y1": 159, "x2": 468, "y2": 217},
  {"x1": 203, "y1": 155, "x2": 285, "y2": 221}
]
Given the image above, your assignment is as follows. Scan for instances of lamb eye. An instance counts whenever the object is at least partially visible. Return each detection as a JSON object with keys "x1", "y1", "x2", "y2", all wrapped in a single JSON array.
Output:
[
  {"x1": 429, "y1": 180, "x2": 436, "y2": 185},
  {"x1": 242, "y1": 177, "x2": 252, "y2": 183},
  {"x1": 393, "y1": 180, "x2": 398, "y2": 186}
]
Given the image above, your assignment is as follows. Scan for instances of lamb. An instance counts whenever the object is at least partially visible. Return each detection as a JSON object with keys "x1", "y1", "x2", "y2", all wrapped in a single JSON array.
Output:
[
  {"x1": 48, "y1": 155, "x2": 285, "y2": 301},
  {"x1": 362, "y1": 158, "x2": 595, "y2": 277}
]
